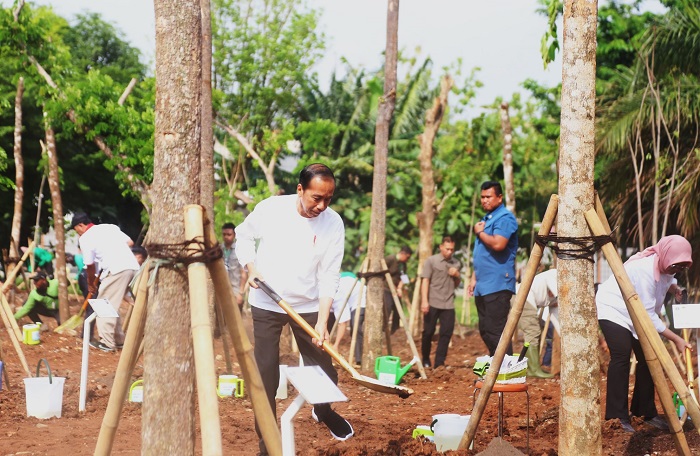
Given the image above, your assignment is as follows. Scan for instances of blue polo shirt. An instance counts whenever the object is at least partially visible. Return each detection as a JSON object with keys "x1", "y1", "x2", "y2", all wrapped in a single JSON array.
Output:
[{"x1": 473, "y1": 204, "x2": 518, "y2": 296}]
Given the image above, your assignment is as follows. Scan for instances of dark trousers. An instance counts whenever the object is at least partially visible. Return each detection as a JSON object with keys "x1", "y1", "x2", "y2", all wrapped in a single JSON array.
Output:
[
  {"x1": 421, "y1": 306, "x2": 455, "y2": 368},
  {"x1": 251, "y1": 306, "x2": 338, "y2": 455},
  {"x1": 475, "y1": 290, "x2": 513, "y2": 356},
  {"x1": 599, "y1": 319, "x2": 657, "y2": 421},
  {"x1": 79, "y1": 269, "x2": 96, "y2": 339},
  {"x1": 350, "y1": 308, "x2": 365, "y2": 364},
  {"x1": 26, "y1": 307, "x2": 60, "y2": 325},
  {"x1": 383, "y1": 289, "x2": 401, "y2": 333}
]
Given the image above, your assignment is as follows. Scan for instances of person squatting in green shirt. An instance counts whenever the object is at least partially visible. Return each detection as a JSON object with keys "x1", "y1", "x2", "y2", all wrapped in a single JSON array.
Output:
[{"x1": 13, "y1": 271, "x2": 60, "y2": 325}]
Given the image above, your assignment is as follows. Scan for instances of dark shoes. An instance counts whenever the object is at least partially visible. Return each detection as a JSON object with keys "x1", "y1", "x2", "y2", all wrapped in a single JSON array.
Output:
[
  {"x1": 312, "y1": 407, "x2": 354, "y2": 441},
  {"x1": 422, "y1": 360, "x2": 431, "y2": 369},
  {"x1": 89, "y1": 340, "x2": 114, "y2": 352},
  {"x1": 619, "y1": 420, "x2": 635, "y2": 433},
  {"x1": 645, "y1": 416, "x2": 670, "y2": 431}
]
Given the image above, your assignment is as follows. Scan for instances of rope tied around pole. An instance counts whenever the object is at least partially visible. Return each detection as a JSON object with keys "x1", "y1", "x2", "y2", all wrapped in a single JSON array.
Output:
[
  {"x1": 143, "y1": 239, "x2": 223, "y2": 280},
  {"x1": 535, "y1": 231, "x2": 616, "y2": 263},
  {"x1": 357, "y1": 269, "x2": 389, "y2": 279}
]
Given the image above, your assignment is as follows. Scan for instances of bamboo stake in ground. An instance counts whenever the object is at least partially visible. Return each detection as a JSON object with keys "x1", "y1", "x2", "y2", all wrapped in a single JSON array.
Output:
[
  {"x1": 460, "y1": 194, "x2": 558, "y2": 450},
  {"x1": 202, "y1": 219, "x2": 282, "y2": 456},
  {"x1": 184, "y1": 205, "x2": 222, "y2": 455},
  {"x1": 95, "y1": 260, "x2": 150, "y2": 456},
  {"x1": 585, "y1": 208, "x2": 700, "y2": 435},
  {"x1": 381, "y1": 259, "x2": 427, "y2": 380},
  {"x1": 0, "y1": 293, "x2": 30, "y2": 377},
  {"x1": 1, "y1": 240, "x2": 36, "y2": 341}
]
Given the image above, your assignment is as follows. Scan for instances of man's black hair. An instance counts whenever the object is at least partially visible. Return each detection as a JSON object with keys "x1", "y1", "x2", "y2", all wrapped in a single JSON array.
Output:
[
  {"x1": 481, "y1": 181, "x2": 503, "y2": 196},
  {"x1": 399, "y1": 246, "x2": 413, "y2": 255},
  {"x1": 222, "y1": 222, "x2": 236, "y2": 231},
  {"x1": 299, "y1": 163, "x2": 335, "y2": 189},
  {"x1": 441, "y1": 235, "x2": 455, "y2": 245},
  {"x1": 131, "y1": 245, "x2": 147, "y2": 257}
]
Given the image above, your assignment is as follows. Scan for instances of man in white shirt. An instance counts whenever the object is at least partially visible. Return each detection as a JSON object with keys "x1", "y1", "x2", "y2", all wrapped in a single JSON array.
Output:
[
  {"x1": 69, "y1": 213, "x2": 139, "y2": 352},
  {"x1": 236, "y1": 164, "x2": 352, "y2": 453}
]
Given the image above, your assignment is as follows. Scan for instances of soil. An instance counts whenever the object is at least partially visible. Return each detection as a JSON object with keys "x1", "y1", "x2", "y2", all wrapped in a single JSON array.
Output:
[{"x1": 1, "y1": 295, "x2": 698, "y2": 455}]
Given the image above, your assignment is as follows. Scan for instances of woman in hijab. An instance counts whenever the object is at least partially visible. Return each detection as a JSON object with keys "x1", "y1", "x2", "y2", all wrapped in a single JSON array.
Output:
[{"x1": 597, "y1": 235, "x2": 693, "y2": 433}]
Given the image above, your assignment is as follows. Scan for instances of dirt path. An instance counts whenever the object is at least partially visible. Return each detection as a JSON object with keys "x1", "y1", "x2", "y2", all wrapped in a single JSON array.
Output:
[{"x1": 0, "y1": 300, "x2": 698, "y2": 455}]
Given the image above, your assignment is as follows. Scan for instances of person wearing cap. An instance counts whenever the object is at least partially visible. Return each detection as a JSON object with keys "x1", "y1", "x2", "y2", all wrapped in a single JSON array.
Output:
[
  {"x1": 69, "y1": 212, "x2": 139, "y2": 352},
  {"x1": 14, "y1": 272, "x2": 60, "y2": 325}
]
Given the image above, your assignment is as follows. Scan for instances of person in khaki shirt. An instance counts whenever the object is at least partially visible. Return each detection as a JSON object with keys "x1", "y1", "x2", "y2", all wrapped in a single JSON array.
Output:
[{"x1": 420, "y1": 236, "x2": 461, "y2": 368}]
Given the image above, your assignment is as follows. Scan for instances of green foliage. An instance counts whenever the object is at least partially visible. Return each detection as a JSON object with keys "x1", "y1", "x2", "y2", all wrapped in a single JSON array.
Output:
[{"x1": 59, "y1": 13, "x2": 147, "y2": 83}]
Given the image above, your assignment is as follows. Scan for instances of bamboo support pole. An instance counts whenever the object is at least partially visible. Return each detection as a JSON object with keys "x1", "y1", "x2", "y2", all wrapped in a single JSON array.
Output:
[
  {"x1": 460, "y1": 194, "x2": 558, "y2": 450},
  {"x1": 585, "y1": 208, "x2": 700, "y2": 439},
  {"x1": 94, "y1": 259, "x2": 150, "y2": 456},
  {"x1": 1, "y1": 240, "x2": 35, "y2": 293},
  {"x1": 348, "y1": 260, "x2": 369, "y2": 365},
  {"x1": 202, "y1": 218, "x2": 282, "y2": 456},
  {"x1": 184, "y1": 205, "x2": 223, "y2": 455},
  {"x1": 215, "y1": 302, "x2": 233, "y2": 374},
  {"x1": 381, "y1": 259, "x2": 427, "y2": 379},
  {"x1": 0, "y1": 293, "x2": 21, "y2": 341},
  {"x1": 0, "y1": 293, "x2": 30, "y2": 377},
  {"x1": 1, "y1": 240, "x2": 35, "y2": 341},
  {"x1": 329, "y1": 276, "x2": 359, "y2": 341}
]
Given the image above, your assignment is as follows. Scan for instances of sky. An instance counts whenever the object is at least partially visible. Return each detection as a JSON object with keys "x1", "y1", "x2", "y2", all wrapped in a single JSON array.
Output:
[{"x1": 24, "y1": 0, "x2": 666, "y2": 114}]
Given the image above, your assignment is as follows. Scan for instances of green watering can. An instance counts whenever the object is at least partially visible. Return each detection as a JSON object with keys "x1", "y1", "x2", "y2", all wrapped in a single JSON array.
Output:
[{"x1": 374, "y1": 356, "x2": 418, "y2": 385}]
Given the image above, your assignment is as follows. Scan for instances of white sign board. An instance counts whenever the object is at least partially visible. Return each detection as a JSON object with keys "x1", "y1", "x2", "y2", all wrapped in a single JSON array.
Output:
[
  {"x1": 672, "y1": 304, "x2": 700, "y2": 329},
  {"x1": 284, "y1": 366, "x2": 347, "y2": 405},
  {"x1": 88, "y1": 299, "x2": 119, "y2": 318}
]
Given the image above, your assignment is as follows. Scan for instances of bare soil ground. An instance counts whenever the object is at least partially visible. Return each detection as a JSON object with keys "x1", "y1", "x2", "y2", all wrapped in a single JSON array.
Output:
[{"x1": 1, "y1": 295, "x2": 698, "y2": 455}]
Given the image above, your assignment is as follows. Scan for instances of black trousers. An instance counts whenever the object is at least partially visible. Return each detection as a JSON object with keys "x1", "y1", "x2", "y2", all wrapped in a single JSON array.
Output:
[
  {"x1": 251, "y1": 306, "x2": 338, "y2": 454},
  {"x1": 26, "y1": 306, "x2": 60, "y2": 325},
  {"x1": 79, "y1": 269, "x2": 97, "y2": 339},
  {"x1": 599, "y1": 319, "x2": 657, "y2": 421},
  {"x1": 350, "y1": 308, "x2": 365, "y2": 364},
  {"x1": 383, "y1": 289, "x2": 401, "y2": 333},
  {"x1": 421, "y1": 306, "x2": 455, "y2": 368},
  {"x1": 475, "y1": 290, "x2": 513, "y2": 356}
]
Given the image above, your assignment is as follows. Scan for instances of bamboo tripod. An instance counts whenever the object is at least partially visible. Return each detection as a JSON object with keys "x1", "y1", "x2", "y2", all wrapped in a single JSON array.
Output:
[
  {"x1": 341, "y1": 257, "x2": 428, "y2": 380},
  {"x1": 94, "y1": 206, "x2": 282, "y2": 456},
  {"x1": 460, "y1": 194, "x2": 699, "y2": 455},
  {"x1": 0, "y1": 241, "x2": 36, "y2": 379}
]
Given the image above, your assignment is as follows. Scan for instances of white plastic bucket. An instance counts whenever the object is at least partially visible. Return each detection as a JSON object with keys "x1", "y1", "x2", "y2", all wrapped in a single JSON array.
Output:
[
  {"x1": 24, "y1": 359, "x2": 65, "y2": 419},
  {"x1": 431, "y1": 414, "x2": 471, "y2": 452}
]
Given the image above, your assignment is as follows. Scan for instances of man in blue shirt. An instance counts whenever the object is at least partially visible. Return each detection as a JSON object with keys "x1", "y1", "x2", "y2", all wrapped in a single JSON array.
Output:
[{"x1": 468, "y1": 181, "x2": 518, "y2": 356}]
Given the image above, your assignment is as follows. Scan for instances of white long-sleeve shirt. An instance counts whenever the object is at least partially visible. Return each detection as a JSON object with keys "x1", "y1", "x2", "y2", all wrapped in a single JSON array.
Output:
[
  {"x1": 596, "y1": 255, "x2": 676, "y2": 338},
  {"x1": 235, "y1": 194, "x2": 345, "y2": 314}
]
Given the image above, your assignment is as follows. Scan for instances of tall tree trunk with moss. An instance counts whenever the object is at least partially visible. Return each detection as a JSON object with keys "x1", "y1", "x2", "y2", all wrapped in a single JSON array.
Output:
[
  {"x1": 500, "y1": 102, "x2": 516, "y2": 214},
  {"x1": 363, "y1": 0, "x2": 399, "y2": 371},
  {"x1": 43, "y1": 121, "x2": 70, "y2": 323},
  {"x1": 411, "y1": 75, "x2": 453, "y2": 336},
  {"x1": 558, "y1": 1, "x2": 601, "y2": 454},
  {"x1": 142, "y1": 0, "x2": 202, "y2": 452},
  {"x1": 10, "y1": 77, "x2": 24, "y2": 264}
]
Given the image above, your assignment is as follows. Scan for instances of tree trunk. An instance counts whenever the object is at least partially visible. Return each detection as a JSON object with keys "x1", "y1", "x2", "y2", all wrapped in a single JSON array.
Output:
[
  {"x1": 558, "y1": 1, "x2": 601, "y2": 454},
  {"x1": 500, "y1": 102, "x2": 516, "y2": 214},
  {"x1": 200, "y1": 0, "x2": 214, "y2": 216},
  {"x1": 10, "y1": 77, "x2": 24, "y2": 261},
  {"x1": 43, "y1": 122, "x2": 70, "y2": 323},
  {"x1": 411, "y1": 75, "x2": 453, "y2": 335},
  {"x1": 363, "y1": 0, "x2": 399, "y2": 372},
  {"x1": 143, "y1": 0, "x2": 202, "y2": 453}
]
